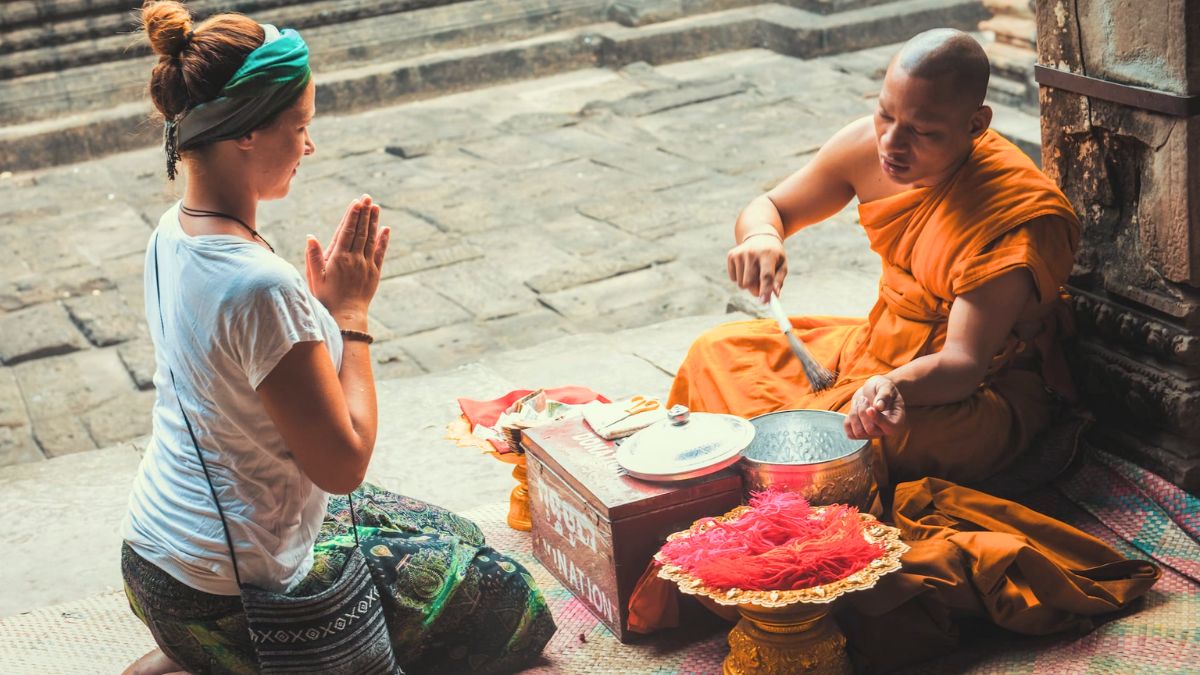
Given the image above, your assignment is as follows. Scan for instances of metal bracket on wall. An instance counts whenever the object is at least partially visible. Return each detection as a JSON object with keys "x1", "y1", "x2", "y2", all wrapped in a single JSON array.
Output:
[{"x1": 1034, "y1": 65, "x2": 1200, "y2": 118}]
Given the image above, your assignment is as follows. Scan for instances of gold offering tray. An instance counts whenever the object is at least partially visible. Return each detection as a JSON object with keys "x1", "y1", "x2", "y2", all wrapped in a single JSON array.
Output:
[{"x1": 656, "y1": 505, "x2": 909, "y2": 675}]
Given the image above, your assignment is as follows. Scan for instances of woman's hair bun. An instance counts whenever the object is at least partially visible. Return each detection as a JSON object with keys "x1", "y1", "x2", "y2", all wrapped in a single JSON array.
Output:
[{"x1": 142, "y1": 1, "x2": 194, "y2": 58}]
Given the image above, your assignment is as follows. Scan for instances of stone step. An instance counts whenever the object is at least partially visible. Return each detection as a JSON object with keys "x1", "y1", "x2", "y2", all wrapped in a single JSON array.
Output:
[
  {"x1": 608, "y1": 0, "x2": 903, "y2": 27},
  {"x1": 312, "y1": 0, "x2": 984, "y2": 117},
  {"x1": 0, "y1": 311, "x2": 750, "y2": 618},
  {"x1": 0, "y1": 0, "x2": 605, "y2": 126},
  {"x1": 0, "y1": 1, "x2": 331, "y2": 32},
  {"x1": 0, "y1": 0, "x2": 473, "y2": 79},
  {"x1": 1, "y1": 0, "x2": 987, "y2": 172},
  {"x1": 989, "y1": 98, "x2": 1041, "y2": 164},
  {"x1": 981, "y1": 0, "x2": 1033, "y2": 20},
  {"x1": 0, "y1": 0, "x2": 606, "y2": 126},
  {"x1": 987, "y1": 71, "x2": 1037, "y2": 116},
  {"x1": 1, "y1": 1, "x2": 308, "y2": 52},
  {"x1": 0, "y1": 0, "x2": 924, "y2": 56},
  {"x1": 980, "y1": 13, "x2": 1035, "y2": 50},
  {"x1": 986, "y1": 39, "x2": 1035, "y2": 84},
  {"x1": 0, "y1": 0, "x2": 135, "y2": 30},
  {"x1": 0, "y1": 440, "x2": 145, "y2": 619}
]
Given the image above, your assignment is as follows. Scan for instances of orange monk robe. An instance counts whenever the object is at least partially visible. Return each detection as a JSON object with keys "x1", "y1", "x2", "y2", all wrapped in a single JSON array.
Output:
[
  {"x1": 644, "y1": 131, "x2": 1160, "y2": 667},
  {"x1": 837, "y1": 478, "x2": 1158, "y2": 672},
  {"x1": 670, "y1": 129, "x2": 1082, "y2": 489}
]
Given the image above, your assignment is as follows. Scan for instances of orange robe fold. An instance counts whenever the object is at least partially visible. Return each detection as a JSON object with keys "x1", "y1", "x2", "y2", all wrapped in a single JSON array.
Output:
[
  {"x1": 669, "y1": 129, "x2": 1082, "y2": 487},
  {"x1": 838, "y1": 479, "x2": 1160, "y2": 672}
]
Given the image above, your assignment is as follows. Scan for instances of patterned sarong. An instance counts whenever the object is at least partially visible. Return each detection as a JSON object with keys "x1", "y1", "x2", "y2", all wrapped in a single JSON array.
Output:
[{"x1": 122, "y1": 483, "x2": 556, "y2": 674}]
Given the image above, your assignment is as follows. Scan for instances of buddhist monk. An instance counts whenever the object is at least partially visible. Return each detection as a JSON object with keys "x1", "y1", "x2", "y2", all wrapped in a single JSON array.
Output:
[
  {"x1": 674, "y1": 28, "x2": 1076, "y2": 490},
  {"x1": 638, "y1": 29, "x2": 1160, "y2": 670}
]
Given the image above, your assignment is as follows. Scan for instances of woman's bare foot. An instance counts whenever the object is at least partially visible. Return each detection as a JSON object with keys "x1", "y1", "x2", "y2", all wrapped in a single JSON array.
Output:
[{"x1": 122, "y1": 647, "x2": 189, "y2": 675}]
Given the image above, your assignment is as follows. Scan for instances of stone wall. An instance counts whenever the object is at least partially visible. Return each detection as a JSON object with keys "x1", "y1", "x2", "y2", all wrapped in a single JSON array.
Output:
[{"x1": 1037, "y1": 0, "x2": 1200, "y2": 489}]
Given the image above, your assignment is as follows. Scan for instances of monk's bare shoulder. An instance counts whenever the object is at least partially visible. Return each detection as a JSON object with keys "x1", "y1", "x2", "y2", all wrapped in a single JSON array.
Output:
[
  {"x1": 813, "y1": 117, "x2": 893, "y2": 200},
  {"x1": 816, "y1": 117, "x2": 875, "y2": 173},
  {"x1": 840, "y1": 116, "x2": 905, "y2": 202},
  {"x1": 762, "y1": 117, "x2": 880, "y2": 230}
]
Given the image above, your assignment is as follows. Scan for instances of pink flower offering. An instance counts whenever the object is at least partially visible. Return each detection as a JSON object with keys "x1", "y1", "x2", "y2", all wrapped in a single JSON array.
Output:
[{"x1": 657, "y1": 490, "x2": 885, "y2": 591}]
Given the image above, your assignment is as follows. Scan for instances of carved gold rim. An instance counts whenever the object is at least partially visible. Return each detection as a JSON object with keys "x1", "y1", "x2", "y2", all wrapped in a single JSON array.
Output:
[{"x1": 656, "y1": 505, "x2": 909, "y2": 608}]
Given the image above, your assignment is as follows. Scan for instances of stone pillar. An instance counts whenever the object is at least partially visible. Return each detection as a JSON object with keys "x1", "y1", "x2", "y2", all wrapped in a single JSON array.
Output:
[
  {"x1": 980, "y1": 0, "x2": 1039, "y2": 113},
  {"x1": 1037, "y1": 1, "x2": 1200, "y2": 490}
]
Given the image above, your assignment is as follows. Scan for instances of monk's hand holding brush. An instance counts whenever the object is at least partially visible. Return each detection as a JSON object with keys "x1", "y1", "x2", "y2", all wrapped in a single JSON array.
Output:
[
  {"x1": 728, "y1": 225, "x2": 788, "y2": 305},
  {"x1": 845, "y1": 375, "x2": 906, "y2": 440}
]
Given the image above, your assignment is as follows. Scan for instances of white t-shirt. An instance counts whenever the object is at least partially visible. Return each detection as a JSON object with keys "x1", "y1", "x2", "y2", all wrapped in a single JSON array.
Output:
[{"x1": 123, "y1": 202, "x2": 343, "y2": 596}]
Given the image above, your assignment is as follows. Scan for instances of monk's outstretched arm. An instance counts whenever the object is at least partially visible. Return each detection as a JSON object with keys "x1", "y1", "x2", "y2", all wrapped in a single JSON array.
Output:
[
  {"x1": 754, "y1": 120, "x2": 862, "y2": 238},
  {"x1": 728, "y1": 118, "x2": 864, "y2": 302},
  {"x1": 847, "y1": 267, "x2": 1036, "y2": 438},
  {"x1": 891, "y1": 267, "x2": 1035, "y2": 405}
]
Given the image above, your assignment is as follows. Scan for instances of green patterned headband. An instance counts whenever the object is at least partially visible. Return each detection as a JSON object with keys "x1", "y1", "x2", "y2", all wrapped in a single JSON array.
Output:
[{"x1": 167, "y1": 24, "x2": 311, "y2": 165}]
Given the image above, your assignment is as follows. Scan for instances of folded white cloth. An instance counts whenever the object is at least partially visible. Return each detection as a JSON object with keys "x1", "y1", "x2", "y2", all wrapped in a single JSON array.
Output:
[{"x1": 581, "y1": 397, "x2": 668, "y2": 440}]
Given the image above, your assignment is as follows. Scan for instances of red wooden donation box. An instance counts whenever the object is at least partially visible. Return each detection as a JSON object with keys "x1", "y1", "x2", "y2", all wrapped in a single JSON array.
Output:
[{"x1": 522, "y1": 416, "x2": 742, "y2": 642}]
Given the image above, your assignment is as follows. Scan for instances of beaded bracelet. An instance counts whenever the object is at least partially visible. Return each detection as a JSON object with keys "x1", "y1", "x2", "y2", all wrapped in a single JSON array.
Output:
[{"x1": 339, "y1": 329, "x2": 375, "y2": 344}]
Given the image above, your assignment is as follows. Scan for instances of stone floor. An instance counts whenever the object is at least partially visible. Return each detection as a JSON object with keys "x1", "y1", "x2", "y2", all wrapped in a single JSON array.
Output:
[
  {"x1": 0, "y1": 311, "x2": 744, "y2": 617},
  {"x1": 0, "y1": 40, "x2": 1041, "y2": 467},
  {"x1": 0, "y1": 45, "x2": 937, "y2": 466}
]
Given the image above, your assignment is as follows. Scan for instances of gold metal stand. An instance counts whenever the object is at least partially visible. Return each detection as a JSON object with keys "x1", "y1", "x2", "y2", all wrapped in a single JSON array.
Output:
[
  {"x1": 724, "y1": 603, "x2": 850, "y2": 675},
  {"x1": 507, "y1": 455, "x2": 532, "y2": 531}
]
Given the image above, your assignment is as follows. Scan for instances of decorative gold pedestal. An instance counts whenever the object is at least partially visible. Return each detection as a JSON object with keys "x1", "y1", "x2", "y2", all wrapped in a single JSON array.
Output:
[
  {"x1": 444, "y1": 414, "x2": 533, "y2": 532},
  {"x1": 658, "y1": 507, "x2": 907, "y2": 674},
  {"x1": 507, "y1": 455, "x2": 532, "y2": 532},
  {"x1": 724, "y1": 603, "x2": 849, "y2": 675}
]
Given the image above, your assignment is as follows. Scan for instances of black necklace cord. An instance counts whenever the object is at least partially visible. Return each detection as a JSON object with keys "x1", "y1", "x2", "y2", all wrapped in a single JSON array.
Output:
[{"x1": 180, "y1": 204, "x2": 275, "y2": 253}]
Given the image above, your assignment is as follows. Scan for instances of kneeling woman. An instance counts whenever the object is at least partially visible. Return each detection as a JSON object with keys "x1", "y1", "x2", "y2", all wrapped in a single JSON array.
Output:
[{"x1": 121, "y1": 3, "x2": 555, "y2": 673}]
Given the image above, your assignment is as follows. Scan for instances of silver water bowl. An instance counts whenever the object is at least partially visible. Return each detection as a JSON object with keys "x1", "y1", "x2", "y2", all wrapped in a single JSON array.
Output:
[{"x1": 740, "y1": 410, "x2": 873, "y2": 510}]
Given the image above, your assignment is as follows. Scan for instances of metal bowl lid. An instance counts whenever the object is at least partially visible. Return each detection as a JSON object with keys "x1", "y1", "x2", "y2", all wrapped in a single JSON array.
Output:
[{"x1": 617, "y1": 405, "x2": 756, "y2": 482}]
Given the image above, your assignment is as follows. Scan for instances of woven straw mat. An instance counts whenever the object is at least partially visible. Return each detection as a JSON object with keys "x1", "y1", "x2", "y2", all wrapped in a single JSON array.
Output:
[{"x1": 2, "y1": 474, "x2": 1197, "y2": 674}]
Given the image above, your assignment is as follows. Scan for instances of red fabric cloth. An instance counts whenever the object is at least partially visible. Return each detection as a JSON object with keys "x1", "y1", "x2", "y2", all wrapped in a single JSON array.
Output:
[
  {"x1": 457, "y1": 387, "x2": 610, "y2": 453},
  {"x1": 628, "y1": 561, "x2": 679, "y2": 634}
]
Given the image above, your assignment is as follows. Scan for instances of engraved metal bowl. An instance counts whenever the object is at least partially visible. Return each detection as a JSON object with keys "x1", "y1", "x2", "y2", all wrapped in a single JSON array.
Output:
[{"x1": 740, "y1": 410, "x2": 872, "y2": 510}]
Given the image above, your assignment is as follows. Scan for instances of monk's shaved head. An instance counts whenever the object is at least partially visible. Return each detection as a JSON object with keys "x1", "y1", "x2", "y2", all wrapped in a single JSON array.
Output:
[
  {"x1": 873, "y1": 29, "x2": 994, "y2": 187},
  {"x1": 893, "y1": 29, "x2": 990, "y2": 109}
]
